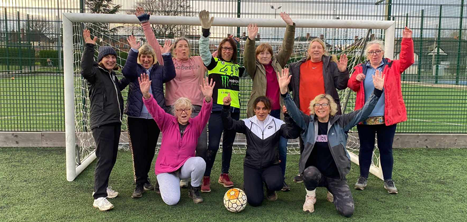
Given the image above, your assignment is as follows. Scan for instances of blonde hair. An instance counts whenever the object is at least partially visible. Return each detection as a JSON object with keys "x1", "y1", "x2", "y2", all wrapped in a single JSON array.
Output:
[
  {"x1": 308, "y1": 94, "x2": 338, "y2": 116},
  {"x1": 137, "y1": 44, "x2": 158, "y2": 65},
  {"x1": 306, "y1": 38, "x2": 327, "y2": 60},
  {"x1": 365, "y1": 40, "x2": 384, "y2": 59},
  {"x1": 173, "y1": 38, "x2": 191, "y2": 57},
  {"x1": 172, "y1": 97, "x2": 193, "y2": 114}
]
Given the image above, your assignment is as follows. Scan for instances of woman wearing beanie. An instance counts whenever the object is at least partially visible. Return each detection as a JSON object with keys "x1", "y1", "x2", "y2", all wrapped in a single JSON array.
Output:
[
  {"x1": 122, "y1": 34, "x2": 176, "y2": 198},
  {"x1": 81, "y1": 29, "x2": 129, "y2": 211}
]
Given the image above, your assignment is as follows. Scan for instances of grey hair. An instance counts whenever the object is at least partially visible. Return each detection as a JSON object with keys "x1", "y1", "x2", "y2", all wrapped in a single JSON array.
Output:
[
  {"x1": 365, "y1": 40, "x2": 384, "y2": 58},
  {"x1": 172, "y1": 97, "x2": 193, "y2": 114},
  {"x1": 308, "y1": 94, "x2": 338, "y2": 116}
]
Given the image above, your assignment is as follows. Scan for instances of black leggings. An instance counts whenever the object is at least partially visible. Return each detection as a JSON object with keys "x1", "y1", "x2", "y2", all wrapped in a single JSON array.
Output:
[
  {"x1": 243, "y1": 165, "x2": 283, "y2": 207},
  {"x1": 303, "y1": 166, "x2": 354, "y2": 217}
]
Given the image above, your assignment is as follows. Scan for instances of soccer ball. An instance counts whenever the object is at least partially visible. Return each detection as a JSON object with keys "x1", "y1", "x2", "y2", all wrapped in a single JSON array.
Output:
[{"x1": 223, "y1": 188, "x2": 247, "y2": 213}]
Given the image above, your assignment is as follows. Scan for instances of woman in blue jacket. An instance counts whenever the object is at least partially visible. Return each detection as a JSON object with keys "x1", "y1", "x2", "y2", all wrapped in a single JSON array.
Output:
[{"x1": 122, "y1": 35, "x2": 176, "y2": 198}]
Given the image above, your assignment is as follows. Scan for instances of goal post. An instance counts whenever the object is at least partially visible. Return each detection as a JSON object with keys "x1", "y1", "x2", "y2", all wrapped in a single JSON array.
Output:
[{"x1": 63, "y1": 13, "x2": 395, "y2": 181}]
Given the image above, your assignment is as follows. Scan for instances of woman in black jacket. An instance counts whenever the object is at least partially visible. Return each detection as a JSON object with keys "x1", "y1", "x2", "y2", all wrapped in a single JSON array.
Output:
[
  {"x1": 221, "y1": 94, "x2": 299, "y2": 206},
  {"x1": 81, "y1": 29, "x2": 128, "y2": 211}
]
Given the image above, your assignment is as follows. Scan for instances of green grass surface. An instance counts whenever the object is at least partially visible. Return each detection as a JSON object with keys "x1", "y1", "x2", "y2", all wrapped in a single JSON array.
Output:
[
  {"x1": 1, "y1": 148, "x2": 466, "y2": 221},
  {"x1": 1, "y1": 74, "x2": 467, "y2": 133}
]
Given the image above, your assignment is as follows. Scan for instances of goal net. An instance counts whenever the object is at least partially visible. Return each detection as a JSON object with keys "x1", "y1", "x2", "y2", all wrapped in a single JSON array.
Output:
[{"x1": 63, "y1": 13, "x2": 395, "y2": 181}]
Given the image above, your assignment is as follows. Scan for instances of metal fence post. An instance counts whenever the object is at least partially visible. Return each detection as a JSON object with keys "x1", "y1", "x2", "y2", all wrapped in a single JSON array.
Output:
[
  {"x1": 27, "y1": 14, "x2": 32, "y2": 72},
  {"x1": 456, "y1": 0, "x2": 464, "y2": 85},
  {"x1": 17, "y1": 11, "x2": 22, "y2": 71},
  {"x1": 417, "y1": 10, "x2": 424, "y2": 83},
  {"x1": 435, "y1": 5, "x2": 442, "y2": 84},
  {"x1": 4, "y1": 8, "x2": 10, "y2": 74}
]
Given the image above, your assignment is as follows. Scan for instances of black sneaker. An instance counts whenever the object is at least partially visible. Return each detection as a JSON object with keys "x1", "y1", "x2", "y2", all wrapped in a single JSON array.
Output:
[
  {"x1": 266, "y1": 189, "x2": 278, "y2": 201},
  {"x1": 384, "y1": 179, "x2": 398, "y2": 194},
  {"x1": 293, "y1": 174, "x2": 303, "y2": 183},
  {"x1": 355, "y1": 176, "x2": 368, "y2": 190},
  {"x1": 131, "y1": 185, "x2": 144, "y2": 199},
  {"x1": 281, "y1": 181, "x2": 291, "y2": 192},
  {"x1": 144, "y1": 179, "x2": 154, "y2": 191},
  {"x1": 154, "y1": 181, "x2": 160, "y2": 194},
  {"x1": 188, "y1": 186, "x2": 203, "y2": 203}
]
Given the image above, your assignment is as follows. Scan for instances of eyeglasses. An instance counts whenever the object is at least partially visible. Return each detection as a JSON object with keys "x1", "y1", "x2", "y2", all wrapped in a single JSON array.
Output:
[
  {"x1": 175, "y1": 108, "x2": 191, "y2": 114},
  {"x1": 222, "y1": 47, "x2": 234, "y2": 51},
  {"x1": 314, "y1": 103, "x2": 329, "y2": 108},
  {"x1": 368, "y1": 50, "x2": 383, "y2": 55}
]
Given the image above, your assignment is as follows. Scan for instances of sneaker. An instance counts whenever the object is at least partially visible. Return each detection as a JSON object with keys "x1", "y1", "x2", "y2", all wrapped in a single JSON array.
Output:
[
  {"x1": 384, "y1": 179, "x2": 398, "y2": 194},
  {"x1": 92, "y1": 187, "x2": 119, "y2": 199},
  {"x1": 355, "y1": 177, "x2": 368, "y2": 190},
  {"x1": 131, "y1": 185, "x2": 144, "y2": 198},
  {"x1": 293, "y1": 174, "x2": 303, "y2": 183},
  {"x1": 218, "y1": 173, "x2": 234, "y2": 188},
  {"x1": 143, "y1": 179, "x2": 154, "y2": 191},
  {"x1": 266, "y1": 189, "x2": 278, "y2": 201},
  {"x1": 201, "y1": 176, "x2": 211, "y2": 193},
  {"x1": 188, "y1": 186, "x2": 204, "y2": 203},
  {"x1": 180, "y1": 179, "x2": 189, "y2": 188},
  {"x1": 93, "y1": 197, "x2": 114, "y2": 211},
  {"x1": 154, "y1": 182, "x2": 160, "y2": 194},
  {"x1": 326, "y1": 191, "x2": 334, "y2": 203},
  {"x1": 302, "y1": 195, "x2": 317, "y2": 213},
  {"x1": 281, "y1": 181, "x2": 291, "y2": 192}
]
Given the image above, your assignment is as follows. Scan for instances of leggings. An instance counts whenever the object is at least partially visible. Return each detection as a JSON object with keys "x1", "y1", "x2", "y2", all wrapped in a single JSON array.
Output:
[{"x1": 244, "y1": 165, "x2": 283, "y2": 206}]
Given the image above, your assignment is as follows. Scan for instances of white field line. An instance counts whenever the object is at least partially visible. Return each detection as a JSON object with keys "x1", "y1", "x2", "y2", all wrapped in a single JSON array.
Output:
[
  {"x1": 411, "y1": 118, "x2": 467, "y2": 126},
  {"x1": 0, "y1": 112, "x2": 61, "y2": 120}
]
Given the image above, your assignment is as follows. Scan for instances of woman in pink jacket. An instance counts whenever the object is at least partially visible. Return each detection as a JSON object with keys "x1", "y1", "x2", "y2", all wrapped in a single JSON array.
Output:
[
  {"x1": 139, "y1": 73, "x2": 215, "y2": 205},
  {"x1": 348, "y1": 27, "x2": 414, "y2": 194}
]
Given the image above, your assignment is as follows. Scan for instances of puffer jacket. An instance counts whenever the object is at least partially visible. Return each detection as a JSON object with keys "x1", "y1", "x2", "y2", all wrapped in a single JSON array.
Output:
[
  {"x1": 288, "y1": 55, "x2": 349, "y2": 115},
  {"x1": 222, "y1": 105, "x2": 300, "y2": 169},
  {"x1": 244, "y1": 24, "x2": 295, "y2": 117},
  {"x1": 81, "y1": 43, "x2": 129, "y2": 130},
  {"x1": 282, "y1": 88, "x2": 382, "y2": 180},
  {"x1": 122, "y1": 49, "x2": 176, "y2": 116}
]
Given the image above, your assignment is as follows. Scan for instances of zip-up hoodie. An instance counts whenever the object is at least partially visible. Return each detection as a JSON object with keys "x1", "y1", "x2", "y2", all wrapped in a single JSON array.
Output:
[
  {"x1": 222, "y1": 105, "x2": 300, "y2": 169},
  {"x1": 81, "y1": 43, "x2": 128, "y2": 130}
]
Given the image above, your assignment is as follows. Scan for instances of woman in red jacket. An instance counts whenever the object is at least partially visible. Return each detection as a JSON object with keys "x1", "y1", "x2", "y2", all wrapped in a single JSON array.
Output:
[{"x1": 347, "y1": 27, "x2": 414, "y2": 194}]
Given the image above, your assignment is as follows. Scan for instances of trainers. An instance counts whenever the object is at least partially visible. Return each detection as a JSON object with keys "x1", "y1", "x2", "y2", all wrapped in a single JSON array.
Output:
[
  {"x1": 188, "y1": 186, "x2": 204, "y2": 203},
  {"x1": 92, "y1": 187, "x2": 119, "y2": 199},
  {"x1": 201, "y1": 176, "x2": 211, "y2": 193},
  {"x1": 384, "y1": 179, "x2": 398, "y2": 194},
  {"x1": 93, "y1": 197, "x2": 114, "y2": 211},
  {"x1": 131, "y1": 185, "x2": 144, "y2": 198},
  {"x1": 180, "y1": 179, "x2": 189, "y2": 188},
  {"x1": 302, "y1": 195, "x2": 317, "y2": 213},
  {"x1": 281, "y1": 181, "x2": 291, "y2": 192},
  {"x1": 326, "y1": 191, "x2": 334, "y2": 203},
  {"x1": 266, "y1": 189, "x2": 278, "y2": 201},
  {"x1": 154, "y1": 182, "x2": 160, "y2": 194},
  {"x1": 218, "y1": 173, "x2": 234, "y2": 188},
  {"x1": 293, "y1": 174, "x2": 303, "y2": 183},
  {"x1": 143, "y1": 179, "x2": 154, "y2": 191},
  {"x1": 355, "y1": 177, "x2": 368, "y2": 190}
]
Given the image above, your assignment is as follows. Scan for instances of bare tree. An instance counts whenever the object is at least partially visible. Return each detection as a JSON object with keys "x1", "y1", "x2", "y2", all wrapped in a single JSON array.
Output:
[{"x1": 133, "y1": 0, "x2": 191, "y2": 38}]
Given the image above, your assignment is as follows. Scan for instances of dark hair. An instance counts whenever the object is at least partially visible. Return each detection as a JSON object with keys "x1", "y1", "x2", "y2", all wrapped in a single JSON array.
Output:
[
  {"x1": 253, "y1": 96, "x2": 272, "y2": 111},
  {"x1": 216, "y1": 38, "x2": 238, "y2": 63}
]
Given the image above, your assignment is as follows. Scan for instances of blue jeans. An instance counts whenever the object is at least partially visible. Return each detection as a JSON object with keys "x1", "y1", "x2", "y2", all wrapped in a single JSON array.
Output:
[
  {"x1": 357, "y1": 124, "x2": 397, "y2": 180},
  {"x1": 205, "y1": 111, "x2": 239, "y2": 176},
  {"x1": 270, "y1": 109, "x2": 288, "y2": 178}
]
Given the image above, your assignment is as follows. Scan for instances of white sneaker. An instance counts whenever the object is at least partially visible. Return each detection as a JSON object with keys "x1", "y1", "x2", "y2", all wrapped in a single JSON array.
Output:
[
  {"x1": 303, "y1": 195, "x2": 317, "y2": 213},
  {"x1": 180, "y1": 179, "x2": 189, "y2": 188},
  {"x1": 93, "y1": 197, "x2": 114, "y2": 211},
  {"x1": 91, "y1": 187, "x2": 119, "y2": 199},
  {"x1": 326, "y1": 191, "x2": 334, "y2": 203}
]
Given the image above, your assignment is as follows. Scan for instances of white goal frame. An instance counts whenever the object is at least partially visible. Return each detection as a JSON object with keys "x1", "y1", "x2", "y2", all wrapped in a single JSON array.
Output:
[{"x1": 63, "y1": 13, "x2": 395, "y2": 181}]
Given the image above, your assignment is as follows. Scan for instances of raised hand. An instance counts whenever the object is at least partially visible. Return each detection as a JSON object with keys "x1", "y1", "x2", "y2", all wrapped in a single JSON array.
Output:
[
  {"x1": 127, "y1": 35, "x2": 140, "y2": 50},
  {"x1": 282, "y1": 105, "x2": 288, "y2": 114},
  {"x1": 83, "y1": 29, "x2": 97, "y2": 45},
  {"x1": 356, "y1": 73, "x2": 366, "y2": 82},
  {"x1": 160, "y1": 40, "x2": 173, "y2": 54},
  {"x1": 223, "y1": 93, "x2": 232, "y2": 105},
  {"x1": 199, "y1": 10, "x2": 214, "y2": 29},
  {"x1": 277, "y1": 68, "x2": 292, "y2": 95},
  {"x1": 200, "y1": 77, "x2": 215, "y2": 102},
  {"x1": 372, "y1": 70, "x2": 385, "y2": 90},
  {"x1": 337, "y1": 54, "x2": 348, "y2": 72},
  {"x1": 247, "y1": 24, "x2": 258, "y2": 40},
  {"x1": 280, "y1": 12, "x2": 293, "y2": 26},
  {"x1": 402, "y1": 27, "x2": 412, "y2": 39},
  {"x1": 135, "y1": 7, "x2": 149, "y2": 17},
  {"x1": 138, "y1": 73, "x2": 152, "y2": 99}
]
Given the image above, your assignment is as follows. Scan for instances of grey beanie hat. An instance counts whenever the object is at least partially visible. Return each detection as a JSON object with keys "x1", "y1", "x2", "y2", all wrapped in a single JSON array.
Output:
[{"x1": 97, "y1": 46, "x2": 117, "y2": 62}]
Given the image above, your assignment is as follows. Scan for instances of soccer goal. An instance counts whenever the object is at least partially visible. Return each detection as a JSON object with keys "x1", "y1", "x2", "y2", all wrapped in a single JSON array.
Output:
[{"x1": 63, "y1": 13, "x2": 395, "y2": 181}]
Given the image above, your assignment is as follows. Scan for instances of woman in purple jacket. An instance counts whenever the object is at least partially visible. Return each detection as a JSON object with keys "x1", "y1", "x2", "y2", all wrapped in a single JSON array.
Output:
[{"x1": 139, "y1": 73, "x2": 215, "y2": 205}]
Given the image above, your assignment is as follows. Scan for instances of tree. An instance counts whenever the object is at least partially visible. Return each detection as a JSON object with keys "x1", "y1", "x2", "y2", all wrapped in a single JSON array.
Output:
[
  {"x1": 85, "y1": 0, "x2": 122, "y2": 43},
  {"x1": 133, "y1": 0, "x2": 191, "y2": 38}
]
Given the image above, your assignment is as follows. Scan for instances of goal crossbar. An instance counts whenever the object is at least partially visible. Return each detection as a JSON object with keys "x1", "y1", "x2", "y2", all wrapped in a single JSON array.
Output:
[{"x1": 63, "y1": 13, "x2": 393, "y2": 181}]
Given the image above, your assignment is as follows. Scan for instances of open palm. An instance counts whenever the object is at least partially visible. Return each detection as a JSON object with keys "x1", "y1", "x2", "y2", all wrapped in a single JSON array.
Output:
[
  {"x1": 277, "y1": 68, "x2": 292, "y2": 94},
  {"x1": 337, "y1": 54, "x2": 348, "y2": 72},
  {"x1": 247, "y1": 24, "x2": 258, "y2": 40},
  {"x1": 138, "y1": 73, "x2": 152, "y2": 99},
  {"x1": 200, "y1": 77, "x2": 215, "y2": 102},
  {"x1": 372, "y1": 70, "x2": 385, "y2": 90}
]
